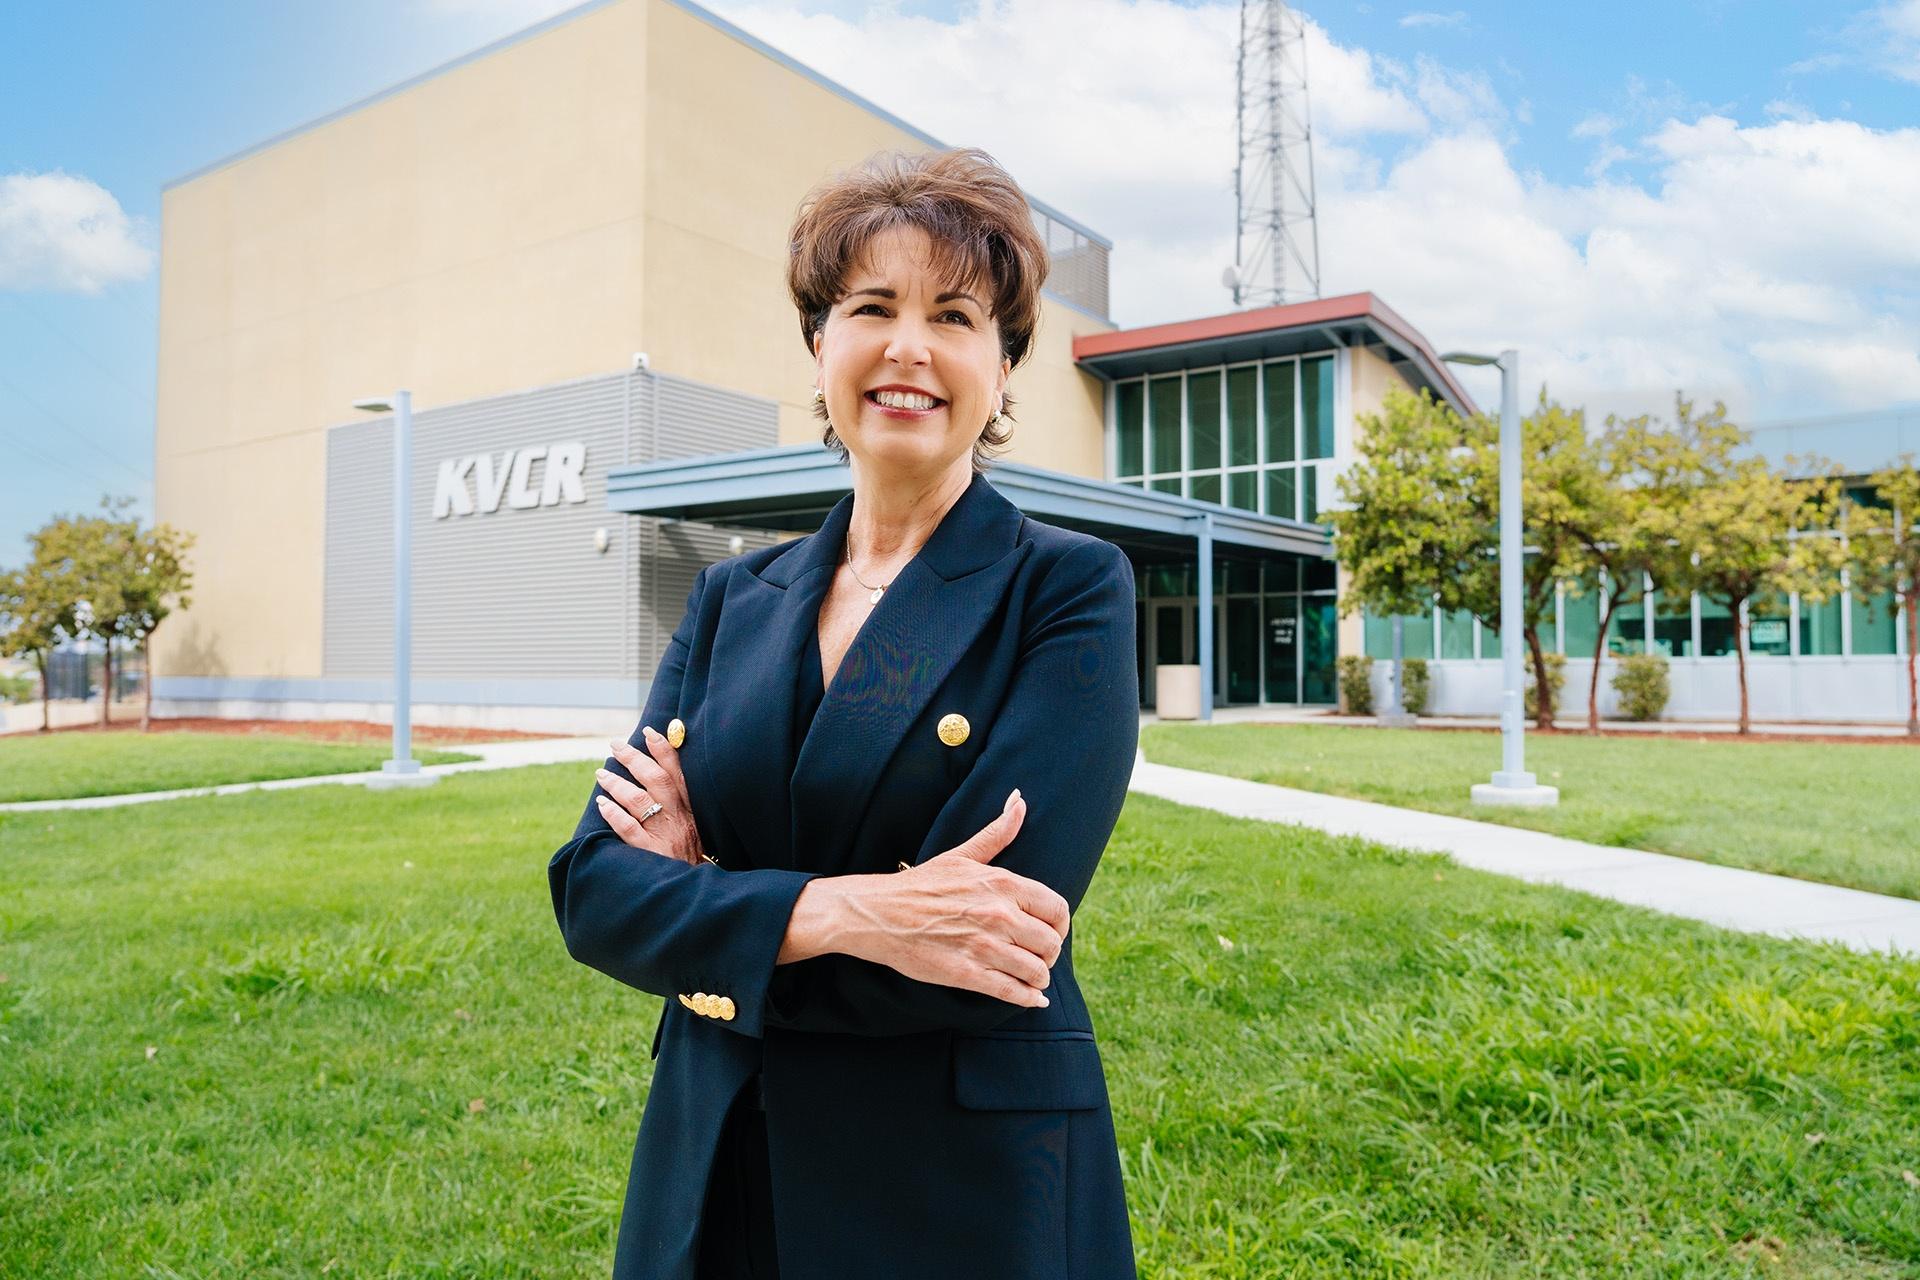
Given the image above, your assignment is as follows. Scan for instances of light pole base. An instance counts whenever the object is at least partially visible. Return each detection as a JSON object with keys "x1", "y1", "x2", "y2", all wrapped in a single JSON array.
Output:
[
  {"x1": 366, "y1": 759, "x2": 439, "y2": 789},
  {"x1": 1471, "y1": 775, "x2": 1559, "y2": 808}
]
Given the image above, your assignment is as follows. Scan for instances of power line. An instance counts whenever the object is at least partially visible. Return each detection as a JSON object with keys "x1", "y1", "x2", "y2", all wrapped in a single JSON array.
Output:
[
  {"x1": 0, "y1": 294, "x2": 156, "y2": 412},
  {"x1": 0, "y1": 370, "x2": 150, "y2": 487}
]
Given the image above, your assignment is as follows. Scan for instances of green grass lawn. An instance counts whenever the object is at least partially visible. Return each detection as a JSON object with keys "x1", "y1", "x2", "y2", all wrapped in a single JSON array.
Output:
[
  {"x1": 1143, "y1": 722, "x2": 1920, "y2": 903},
  {"x1": 0, "y1": 730, "x2": 478, "y2": 803},
  {"x1": 3, "y1": 766, "x2": 1918, "y2": 1277}
]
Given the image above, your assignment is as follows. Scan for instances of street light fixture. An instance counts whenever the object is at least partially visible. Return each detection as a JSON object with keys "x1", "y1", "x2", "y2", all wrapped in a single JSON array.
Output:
[
  {"x1": 353, "y1": 390, "x2": 435, "y2": 789},
  {"x1": 1440, "y1": 349, "x2": 1558, "y2": 808}
]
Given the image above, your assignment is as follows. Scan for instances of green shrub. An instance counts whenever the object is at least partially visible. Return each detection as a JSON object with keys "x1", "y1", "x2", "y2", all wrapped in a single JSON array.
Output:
[
  {"x1": 1524, "y1": 652, "x2": 1568, "y2": 721},
  {"x1": 1401, "y1": 657, "x2": 1429, "y2": 715},
  {"x1": 1337, "y1": 655, "x2": 1374, "y2": 715},
  {"x1": 0, "y1": 672, "x2": 34, "y2": 704},
  {"x1": 1612, "y1": 653, "x2": 1670, "y2": 721}
]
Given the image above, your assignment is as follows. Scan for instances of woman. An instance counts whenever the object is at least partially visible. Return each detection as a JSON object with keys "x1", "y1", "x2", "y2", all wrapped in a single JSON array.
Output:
[{"x1": 548, "y1": 147, "x2": 1140, "y2": 1280}]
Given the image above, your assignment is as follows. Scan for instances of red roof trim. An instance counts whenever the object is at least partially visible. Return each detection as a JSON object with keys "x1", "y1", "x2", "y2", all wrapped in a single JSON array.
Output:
[{"x1": 1072, "y1": 291, "x2": 1479, "y2": 418}]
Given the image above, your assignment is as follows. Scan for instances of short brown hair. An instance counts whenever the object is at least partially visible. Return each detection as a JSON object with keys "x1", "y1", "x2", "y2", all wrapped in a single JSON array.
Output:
[{"x1": 786, "y1": 147, "x2": 1050, "y2": 473}]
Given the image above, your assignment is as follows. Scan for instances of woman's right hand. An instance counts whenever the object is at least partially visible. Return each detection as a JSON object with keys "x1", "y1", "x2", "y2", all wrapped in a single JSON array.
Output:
[{"x1": 782, "y1": 789, "x2": 1072, "y2": 1008}]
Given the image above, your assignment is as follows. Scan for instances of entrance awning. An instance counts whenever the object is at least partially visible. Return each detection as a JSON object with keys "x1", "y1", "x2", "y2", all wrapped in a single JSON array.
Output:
[{"x1": 604, "y1": 444, "x2": 1331, "y2": 561}]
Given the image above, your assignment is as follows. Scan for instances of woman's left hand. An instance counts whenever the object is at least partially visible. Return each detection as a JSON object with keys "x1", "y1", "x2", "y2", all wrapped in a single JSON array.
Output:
[{"x1": 594, "y1": 726, "x2": 711, "y2": 867}]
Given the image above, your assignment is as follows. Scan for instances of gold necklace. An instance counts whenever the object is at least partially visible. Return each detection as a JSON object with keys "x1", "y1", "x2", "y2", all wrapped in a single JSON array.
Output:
[{"x1": 844, "y1": 539, "x2": 893, "y2": 604}]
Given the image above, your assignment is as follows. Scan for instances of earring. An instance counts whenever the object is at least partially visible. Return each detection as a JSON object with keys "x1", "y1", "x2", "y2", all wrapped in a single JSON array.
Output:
[
  {"x1": 812, "y1": 387, "x2": 825, "y2": 405},
  {"x1": 987, "y1": 400, "x2": 1004, "y2": 427}
]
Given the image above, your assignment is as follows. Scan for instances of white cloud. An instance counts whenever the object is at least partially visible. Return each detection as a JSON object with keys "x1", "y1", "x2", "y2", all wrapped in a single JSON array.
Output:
[
  {"x1": 1400, "y1": 10, "x2": 1467, "y2": 28},
  {"x1": 0, "y1": 172, "x2": 154, "y2": 294},
  {"x1": 1791, "y1": 0, "x2": 1920, "y2": 85},
  {"x1": 701, "y1": 0, "x2": 1920, "y2": 420}
]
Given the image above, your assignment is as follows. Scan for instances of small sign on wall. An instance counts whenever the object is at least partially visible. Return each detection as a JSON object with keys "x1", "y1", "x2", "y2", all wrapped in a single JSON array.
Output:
[
  {"x1": 434, "y1": 442, "x2": 588, "y2": 518},
  {"x1": 1269, "y1": 614, "x2": 1297, "y2": 647}
]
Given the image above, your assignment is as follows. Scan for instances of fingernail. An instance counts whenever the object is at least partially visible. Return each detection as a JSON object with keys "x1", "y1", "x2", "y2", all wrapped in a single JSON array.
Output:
[
  {"x1": 1011, "y1": 788, "x2": 1022, "y2": 803},
  {"x1": 596, "y1": 796, "x2": 611, "y2": 807},
  {"x1": 607, "y1": 739, "x2": 622, "y2": 753},
  {"x1": 1037, "y1": 995, "x2": 1049, "y2": 1007},
  {"x1": 642, "y1": 725, "x2": 659, "y2": 739}
]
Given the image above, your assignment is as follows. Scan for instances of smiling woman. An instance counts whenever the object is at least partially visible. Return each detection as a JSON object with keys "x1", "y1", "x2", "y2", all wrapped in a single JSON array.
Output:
[
  {"x1": 549, "y1": 146, "x2": 1142, "y2": 1280},
  {"x1": 788, "y1": 147, "x2": 1050, "y2": 476}
]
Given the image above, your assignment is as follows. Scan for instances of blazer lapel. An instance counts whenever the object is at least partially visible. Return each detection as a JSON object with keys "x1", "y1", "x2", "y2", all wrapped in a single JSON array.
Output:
[
  {"x1": 688, "y1": 489, "x2": 846, "y2": 874},
  {"x1": 790, "y1": 471, "x2": 1028, "y2": 877},
  {"x1": 689, "y1": 470, "x2": 1029, "y2": 876}
]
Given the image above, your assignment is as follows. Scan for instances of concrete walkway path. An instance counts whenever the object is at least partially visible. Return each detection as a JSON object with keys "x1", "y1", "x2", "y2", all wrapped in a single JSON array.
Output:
[
  {"x1": 12, "y1": 734, "x2": 1918, "y2": 962},
  {"x1": 1129, "y1": 751, "x2": 1920, "y2": 959},
  {"x1": 0, "y1": 736, "x2": 613, "y2": 814}
]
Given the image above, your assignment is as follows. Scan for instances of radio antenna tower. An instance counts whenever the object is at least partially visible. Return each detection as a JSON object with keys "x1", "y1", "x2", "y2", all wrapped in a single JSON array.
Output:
[{"x1": 1225, "y1": 0, "x2": 1321, "y2": 308}]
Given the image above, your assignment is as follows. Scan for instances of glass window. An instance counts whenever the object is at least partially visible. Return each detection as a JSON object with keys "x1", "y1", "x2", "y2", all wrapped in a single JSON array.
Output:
[
  {"x1": 1227, "y1": 597, "x2": 1261, "y2": 703},
  {"x1": 1366, "y1": 607, "x2": 1436, "y2": 659},
  {"x1": 1852, "y1": 589, "x2": 1899, "y2": 655},
  {"x1": 1263, "y1": 361, "x2": 1296, "y2": 464},
  {"x1": 1224, "y1": 559, "x2": 1261, "y2": 594},
  {"x1": 1150, "y1": 476, "x2": 1181, "y2": 495},
  {"x1": 1265, "y1": 559, "x2": 1298, "y2": 593},
  {"x1": 1227, "y1": 367, "x2": 1259, "y2": 467},
  {"x1": 1749, "y1": 593, "x2": 1790, "y2": 656},
  {"x1": 1698, "y1": 594, "x2": 1734, "y2": 656},
  {"x1": 1652, "y1": 589, "x2": 1693, "y2": 657},
  {"x1": 1115, "y1": 381, "x2": 1143, "y2": 477},
  {"x1": 1562, "y1": 579, "x2": 1601, "y2": 659},
  {"x1": 1189, "y1": 472, "x2": 1221, "y2": 505},
  {"x1": 1300, "y1": 463, "x2": 1320, "y2": 523},
  {"x1": 1800, "y1": 580, "x2": 1843, "y2": 656},
  {"x1": 1610, "y1": 578, "x2": 1647, "y2": 655},
  {"x1": 1148, "y1": 376, "x2": 1182, "y2": 474},
  {"x1": 1264, "y1": 595, "x2": 1299, "y2": 702},
  {"x1": 1440, "y1": 609, "x2": 1475, "y2": 659},
  {"x1": 1146, "y1": 564, "x2": 1189, "y2": 596},
  {"x1": 1228, "y1": 470, "x2": 1257, "y2": 512},
  {"x1": 1265, "y1": 467, "x2": 1296, "y2": 520},
  {"x1": 1302, "y1": 558, "x2": 1336, "y2": 592},
  {"x1": 1302, "y1": 355, "x2": 1336, "y2": 459},
  {"x1": 1187, "y1": 370, "x2": 1222, "y2": 472},
  {"x1": 1302, "y1": 598, "x2": 1338, "y2": 704}
]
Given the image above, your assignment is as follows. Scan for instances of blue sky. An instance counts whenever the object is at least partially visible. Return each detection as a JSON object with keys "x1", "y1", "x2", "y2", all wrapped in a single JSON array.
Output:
[{"x1": 3, "y1": 0, "x2": 1917, "y2": 563}]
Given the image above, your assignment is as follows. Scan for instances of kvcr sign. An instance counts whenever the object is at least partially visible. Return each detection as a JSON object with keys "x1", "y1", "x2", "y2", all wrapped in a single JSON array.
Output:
[{"x1": 434, "y1": 442, "x2": 587, "y2": 519}]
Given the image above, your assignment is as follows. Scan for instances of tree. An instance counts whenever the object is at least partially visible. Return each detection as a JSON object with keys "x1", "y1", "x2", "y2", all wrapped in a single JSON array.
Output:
[
  {"x1": 1566, "y1": 397, "x2": 1742, "y2": 731},
  {"x1": 33, "y1": 500, "x2": 132, "y2": 727},
  {"x1": 1511, "y1": 394, "x2": 1605, "y2": 729},
  {"x1": 3, "y1": 497, "x2": 195, "y2": 733},
  {"x1": 1845, "y1": 456, "x2": 1920, "y2": 736},
  {"x1": 0, "y1": 560, "x2": 78, "y2": 732},
  {"x1": 109, "y1": 508, "x2": 195, "y2": 732},
  {"x1": 1328, "y1": 386, "x2": 1491, "y2": 717},
  {"x1": 1671, "y1": 455, "x2": 1844, "y2": 734},
  {"x1": 1330, "y1": 385, "x2": 1591, "y2": 729}
]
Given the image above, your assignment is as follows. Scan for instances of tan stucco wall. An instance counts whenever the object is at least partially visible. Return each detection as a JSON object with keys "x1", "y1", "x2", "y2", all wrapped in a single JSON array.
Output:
[{"x1": 155, "y1": 0, "x2": 1111, "y2": 682}]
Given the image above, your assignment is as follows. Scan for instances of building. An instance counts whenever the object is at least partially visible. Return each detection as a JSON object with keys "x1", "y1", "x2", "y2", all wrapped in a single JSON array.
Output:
[
  {"x1": 152, "y1": 0, "x2": 1484, "y2": 734},
  {"x1": 1358, "y1": 405, "x2": 1918, "y2": 724}
]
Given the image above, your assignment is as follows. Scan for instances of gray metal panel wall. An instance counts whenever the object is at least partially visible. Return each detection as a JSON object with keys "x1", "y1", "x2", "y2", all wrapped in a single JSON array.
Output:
[
  {"x1": 323, "y1": 369, "x2": 788, "y2": 706},
  {"x1": 323, "y1": 421, "x2": 398, "y2": 678}
]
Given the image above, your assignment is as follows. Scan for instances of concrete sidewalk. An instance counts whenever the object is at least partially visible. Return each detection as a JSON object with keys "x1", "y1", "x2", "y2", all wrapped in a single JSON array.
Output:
[
  {"x1": 0, "y1": 736, "x2": 612, "y2": 814},
  {"x1": 11, "y1": 734, "x2": 1918, "y2": 963},
  {"x1": 1129, "y1": 751, "x2": 1920, "y2": 959}
]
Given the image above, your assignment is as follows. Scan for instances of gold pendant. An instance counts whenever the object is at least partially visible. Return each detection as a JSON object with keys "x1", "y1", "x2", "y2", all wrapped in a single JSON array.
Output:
[{"x1": 869, "y1": 586, "x2": 885, "y2": 604}]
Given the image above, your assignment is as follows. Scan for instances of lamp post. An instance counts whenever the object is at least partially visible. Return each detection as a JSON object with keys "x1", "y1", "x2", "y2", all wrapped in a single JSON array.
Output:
[
  {"x1": 1440, "y1": 350, "x2": 1557, "y2": 808},
  {"x1": 353, "y1": 390, "x2": 435, "y2": 789}
]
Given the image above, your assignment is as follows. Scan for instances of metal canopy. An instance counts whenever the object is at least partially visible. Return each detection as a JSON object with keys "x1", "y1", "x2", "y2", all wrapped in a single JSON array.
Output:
[{"x1": 605, "y1": 444, "x2": 1332, "y2": 561}]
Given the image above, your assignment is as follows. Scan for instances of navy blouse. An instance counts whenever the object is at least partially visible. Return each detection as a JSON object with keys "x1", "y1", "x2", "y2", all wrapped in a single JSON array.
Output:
[{"x1": 793, "y1": 620, "x2": 828, "y2": 760}]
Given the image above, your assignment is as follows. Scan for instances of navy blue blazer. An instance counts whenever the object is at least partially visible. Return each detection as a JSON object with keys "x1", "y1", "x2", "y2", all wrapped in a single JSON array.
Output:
[{"x1": 549, "y1": 468, "x2": 1141, "y2": 1279}]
